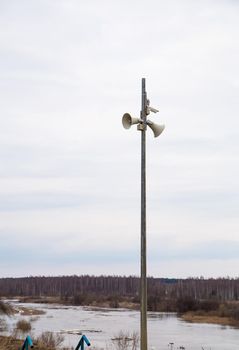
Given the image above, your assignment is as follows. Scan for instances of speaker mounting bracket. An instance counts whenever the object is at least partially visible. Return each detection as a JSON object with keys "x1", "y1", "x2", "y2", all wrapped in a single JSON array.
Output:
[{"x1": 137, "y1": 123, "x2": 147, "y2": 131}]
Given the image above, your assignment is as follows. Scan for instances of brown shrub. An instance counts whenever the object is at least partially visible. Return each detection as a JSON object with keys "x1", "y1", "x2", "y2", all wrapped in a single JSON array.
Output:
[
  {"x1": 0, "y1": 301, "x2": 13, "y2": 316},
  {"x1": 36, "y1": 331, "x2": 64, "y2": 349},
  {"x1": 112, "y1": 331, "x2": 139, "y2": 350},
  {"x1": 15, "y1": 319, "x2": 31, "y2": 333}
]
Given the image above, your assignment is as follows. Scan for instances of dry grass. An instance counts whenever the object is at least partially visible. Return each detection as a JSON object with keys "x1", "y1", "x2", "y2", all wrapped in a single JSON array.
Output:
[
  {"x1": 17, "y1": 306, "x2": 46, "y2": 316},
  {"x1": 36, "y1": 331, "x2": 65, "y2": 349},
  {"x1": 181, "y1": 311, "x2": 239, "y2": 327},
  {"x1": 112, "y1": 331, "x2": 139, "y2": 350},
  {"x1": 0, "y1": 301, "x2": 14, "y2": 316},
  {"x1": 0, "y1": 335, "x2": 22, "y2": 350},
  {"x1": 15, "y1": 319, "x2": 31, "y2": 333},
  {"x1": 0, "y1": 333, "x2": 71, "y2": 350}
]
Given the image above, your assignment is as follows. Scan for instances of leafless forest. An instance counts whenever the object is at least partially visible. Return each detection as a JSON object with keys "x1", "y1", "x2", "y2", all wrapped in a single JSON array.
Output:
[{"x1": 0, "y1": 276, "x2": 239, "y2": 302}]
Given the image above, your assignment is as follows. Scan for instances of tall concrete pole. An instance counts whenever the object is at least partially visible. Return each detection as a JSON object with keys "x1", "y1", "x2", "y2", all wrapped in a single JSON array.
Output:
[
  {"x1": 122, "y1": 78, "x2": 164, "y2": 350},
  {"x1": 140, "y1": 77, "x2": 147, "y2": 350}
]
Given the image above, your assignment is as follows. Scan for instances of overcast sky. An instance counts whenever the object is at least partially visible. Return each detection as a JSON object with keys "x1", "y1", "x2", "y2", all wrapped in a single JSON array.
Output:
[{"x1": 0, "y1": 0, "x2": 238, "y2": 278}]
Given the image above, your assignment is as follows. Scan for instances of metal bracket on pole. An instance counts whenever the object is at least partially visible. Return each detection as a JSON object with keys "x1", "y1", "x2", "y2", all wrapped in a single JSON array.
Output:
[{"x1": 137, "y1": 123, "x2": 147, "y2": 131}]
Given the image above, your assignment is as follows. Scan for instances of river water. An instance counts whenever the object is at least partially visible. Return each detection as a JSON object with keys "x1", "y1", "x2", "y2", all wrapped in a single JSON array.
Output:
[{"x1": 4, "y1": 302, "x2": 239, "y2": 350}]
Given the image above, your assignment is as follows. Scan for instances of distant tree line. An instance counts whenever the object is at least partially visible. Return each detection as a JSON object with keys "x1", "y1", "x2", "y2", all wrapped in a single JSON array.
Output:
[{"x1": 0, "y1": 275, "x2": 239, "y2": 303}]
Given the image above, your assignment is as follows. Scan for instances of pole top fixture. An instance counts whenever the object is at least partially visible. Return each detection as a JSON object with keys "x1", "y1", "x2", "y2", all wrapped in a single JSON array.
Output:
[{"x1": 121, "y1": 80, "x2": 165, "y2": 137}]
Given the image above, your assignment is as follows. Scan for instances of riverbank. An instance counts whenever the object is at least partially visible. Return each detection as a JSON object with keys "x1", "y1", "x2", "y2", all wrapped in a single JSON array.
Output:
[
  {"x1": 12, "y1": 295, "x2": 140, "y2": 310},
  {"x1": 5, "y1": 296, "x2": 239, "y2": 329},
  {"x1": 181, "y1": 311, "x2": 239, "y2": 328},
  {"x1": 1, "y1": 300, "x2": 239, "y2": 349}
]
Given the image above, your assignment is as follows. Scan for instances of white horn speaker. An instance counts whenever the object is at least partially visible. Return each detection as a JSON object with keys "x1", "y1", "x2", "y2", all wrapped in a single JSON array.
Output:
[
  {"x1": 122, "y1": 113, "x2": 140, "y2": 129},
  {"x1": 147, "y1": 120, "x2": 165, "y2": 138}
]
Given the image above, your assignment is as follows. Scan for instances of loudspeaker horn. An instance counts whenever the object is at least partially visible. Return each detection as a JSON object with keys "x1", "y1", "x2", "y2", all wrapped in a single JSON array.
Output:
[
  {"x1": 147, "y1": 120, "x2": 165, "y2": 138},
  {"x1": 122, "y1": 113, "x2": 140, "y2": 129}
]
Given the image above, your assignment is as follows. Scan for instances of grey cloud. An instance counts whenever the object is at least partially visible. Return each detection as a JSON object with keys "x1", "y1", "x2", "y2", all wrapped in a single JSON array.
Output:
[
  {"x1": 0, "y1": 0, "x2": 239, "y2": 276},
  {"x1": 150, "y1": 239, "x2": 239, "y2": 261}
]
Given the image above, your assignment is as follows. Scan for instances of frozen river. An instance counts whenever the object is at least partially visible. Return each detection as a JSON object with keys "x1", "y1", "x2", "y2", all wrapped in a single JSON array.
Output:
[{"x1": 4, "y1": 302, "x2": 239, "y2": 350}]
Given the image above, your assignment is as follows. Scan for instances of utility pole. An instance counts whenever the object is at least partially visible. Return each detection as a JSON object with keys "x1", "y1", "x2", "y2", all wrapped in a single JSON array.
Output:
[
  {"x1": 140, "y1": 78, "x2": 147, "y2": 350},
  {"x1": 122, "y1": 78, "x2": 165, "y2": 350}
]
